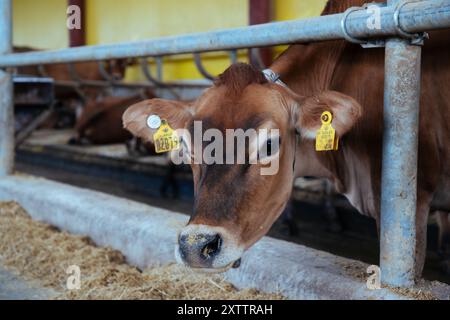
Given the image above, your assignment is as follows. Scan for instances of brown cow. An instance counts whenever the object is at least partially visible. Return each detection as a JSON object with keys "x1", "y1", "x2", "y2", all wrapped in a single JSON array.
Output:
[
  {"x1": 123, "y1": 0, "x2": 450, "y2": 278},
  {"x1": 72, "y1": 95, "x2": 140, "y2": 145},
  {"x1": 71, "y1": 92, "x2": 162, "y2": 164}
]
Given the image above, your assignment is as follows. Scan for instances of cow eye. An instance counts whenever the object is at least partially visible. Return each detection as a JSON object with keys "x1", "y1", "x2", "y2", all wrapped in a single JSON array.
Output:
[
  {"x1": 267, "y1": 139, "x2": 273, "y2": 157},
  {"x1": 258, "y1": 136, "x2": 280, "y2": 160}
]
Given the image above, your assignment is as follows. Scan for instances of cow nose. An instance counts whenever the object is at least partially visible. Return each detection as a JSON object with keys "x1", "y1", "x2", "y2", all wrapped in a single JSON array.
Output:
[{"x1": 178, "y1": 232, "x2": 222, "y2": 268}]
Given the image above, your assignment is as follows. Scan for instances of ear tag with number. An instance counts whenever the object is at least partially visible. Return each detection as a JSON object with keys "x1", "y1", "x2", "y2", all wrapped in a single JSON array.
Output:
[
  {"x1": 152, "y1": 119, "x2": 180, "y2": 154},
  {"x1": 315, "y1": 111, "x2": 339, "y2": 151}
]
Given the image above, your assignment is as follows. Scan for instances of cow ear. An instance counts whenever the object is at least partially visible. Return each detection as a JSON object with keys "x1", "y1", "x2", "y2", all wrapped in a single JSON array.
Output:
[
  {"x1": 123, "y1": 98, "x2": 193, "y2": 142},
  {"x1": 295, "y1": 91, "x2": 362, "y2": 139}
]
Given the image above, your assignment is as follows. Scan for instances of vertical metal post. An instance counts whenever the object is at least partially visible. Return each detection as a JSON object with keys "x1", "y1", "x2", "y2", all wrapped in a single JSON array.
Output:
[
  {"x1": 0, "y1": 0, "x2": 14, "y2": 177},
  {"x1": 380, "y1": 0, "x2": 422, "y2": 287}
]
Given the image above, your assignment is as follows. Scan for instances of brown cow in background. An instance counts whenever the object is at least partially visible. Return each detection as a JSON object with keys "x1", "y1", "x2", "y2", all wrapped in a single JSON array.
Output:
[
  {"x1": 13, "y1": 47, "x2": 156, "y2": 151},
  {"x1": 71, "y1": 92, "x2": 182, "y2": 198},
  {"x1": 72, "y1": 95, "x2": 141, "y2": 145},
  {"x1": 70, "y1": 93, "x2": 156, "y2": 150}
]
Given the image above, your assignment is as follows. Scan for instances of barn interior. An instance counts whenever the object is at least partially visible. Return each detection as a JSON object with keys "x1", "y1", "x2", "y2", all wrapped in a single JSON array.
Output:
[{"x1": 2, "y1": 0, "x2": 450, "y2": 300}]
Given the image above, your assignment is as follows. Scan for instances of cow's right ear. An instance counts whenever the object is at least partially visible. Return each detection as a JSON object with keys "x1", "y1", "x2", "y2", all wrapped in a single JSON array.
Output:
[
  {"x1": 293, "y1": 90, "x2": 362, "y2": 139},
  {"x1": 123, "y1": 99, "x2": 193, "y2": 142}
]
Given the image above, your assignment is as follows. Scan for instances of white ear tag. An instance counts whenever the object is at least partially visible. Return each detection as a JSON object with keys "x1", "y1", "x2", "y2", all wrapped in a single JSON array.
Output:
[{"x1": 147, "y1": 115, "x2": 162, "y2": 129}]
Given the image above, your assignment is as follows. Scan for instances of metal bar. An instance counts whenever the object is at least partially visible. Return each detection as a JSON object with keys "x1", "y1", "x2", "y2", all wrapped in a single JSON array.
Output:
[
  {"x1": 54, "y1": 79, "x2": 211, "y2": 89},
  {"x1": 0, "y1": 0, "x2": 13, "y2": 177},
  {"x1": 140, "y1": 58, "x2": 164, "y2": 86},
  {"x1": 229, "y1": 50, "x2": 238, "y2": 64},
  {"x1": 15, "y1": 108, "x2": 55, "y2": 147},
  {"x1": 140, "y1": 58, "x2": 181, "y2": 99},
  {"x1": 380, "y1": 0, "x2": 423, "y2": 287},
  {"x1": 249, "y1": 48, "x2": 267, "y2": 70},
  {"x1": 97, "y1": 61, "x2": 116, "y2": 84},
  {"x1": 193, "y1": 53, "x2": 216, "y2": 80},
  {"x1": 155, "y1": 56, "x2": 163, "y2": 82},
  {"x1": 0, "y1": 0, "x2": 449, "y2": 67}
]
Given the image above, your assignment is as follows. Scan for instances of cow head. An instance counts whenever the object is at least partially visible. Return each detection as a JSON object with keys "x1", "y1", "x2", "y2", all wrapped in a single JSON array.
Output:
[{"x1": 123, "y1": 63, "x2": 362, "y2": 272}]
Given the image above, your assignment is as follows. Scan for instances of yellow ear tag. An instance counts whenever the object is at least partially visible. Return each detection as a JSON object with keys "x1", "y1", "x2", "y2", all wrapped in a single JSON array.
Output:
[
  {"x1": 315, "y1": 111, "x2": 339, "y2": 151},
  {"x1": 153, "y1": 120, "x2": 180, "y2": 154}
]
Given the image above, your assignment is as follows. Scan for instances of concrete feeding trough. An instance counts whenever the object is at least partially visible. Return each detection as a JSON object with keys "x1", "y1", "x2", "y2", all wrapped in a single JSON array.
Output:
[{"x1": 1, "y1": 174, "x2": 449, "y2": 300}]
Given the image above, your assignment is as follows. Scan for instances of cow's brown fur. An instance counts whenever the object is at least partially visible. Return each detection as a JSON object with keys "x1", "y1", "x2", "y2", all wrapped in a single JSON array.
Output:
[{"x1": 214, "y1": 63, "x2": 268, "y2": 97}]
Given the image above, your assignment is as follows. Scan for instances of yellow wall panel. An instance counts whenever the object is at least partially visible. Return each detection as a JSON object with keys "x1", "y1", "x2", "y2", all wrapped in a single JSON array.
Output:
[
  {"x1": 127, "y1": 51, "x2": 249, "y2": 82},
  {"x1": 86, "y1": 0, "x2": 250, "y2": 81},
  {"x1": 12, "y1": 0, "x2": 328, "y2": 80},
  {"x1": 86, "y1": 0, "x2": 248, "y2": 45},
  {"x1": 272, "y1": 0, "x2": 328, "y2": 58},
  {"x1": 13, "y1": 0, "x2": 68, "y2": 50},
  {"x1": 274, "y1": 0, "x2": 328, "y2": 21}
]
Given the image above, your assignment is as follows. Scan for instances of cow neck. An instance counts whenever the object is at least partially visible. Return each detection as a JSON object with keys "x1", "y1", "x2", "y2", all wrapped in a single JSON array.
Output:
[
  {"x1": 267, "y1": 40, "x2": 347, "y2": 95},
  {"x1": 266, "y1": 0, "x2": 357, "y2": 94}
]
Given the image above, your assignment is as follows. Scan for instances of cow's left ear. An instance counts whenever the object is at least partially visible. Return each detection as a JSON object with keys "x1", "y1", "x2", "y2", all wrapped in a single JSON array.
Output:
[
  {"x1": 294, "y1": 91, "x2": 362, "y2": 138},
  {"x1": 123, "y1": 98, "x2": 193, "y2": 143}
]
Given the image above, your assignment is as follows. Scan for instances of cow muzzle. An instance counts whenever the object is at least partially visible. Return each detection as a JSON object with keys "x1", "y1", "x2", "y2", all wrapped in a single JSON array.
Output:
[{"x1": 175, "y1": 224, "x2": 244, "y2": 272}]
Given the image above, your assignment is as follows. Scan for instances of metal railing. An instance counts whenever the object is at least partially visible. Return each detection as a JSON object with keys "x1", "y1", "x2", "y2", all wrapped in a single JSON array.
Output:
[{"x1": 1, "y1": 0, "x2": 450, "y2": 288}]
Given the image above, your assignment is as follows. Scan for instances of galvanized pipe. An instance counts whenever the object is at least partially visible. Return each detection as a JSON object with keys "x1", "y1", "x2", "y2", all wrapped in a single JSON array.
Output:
[
  {"x1": 0, "y1": 0, "x2": 449, "y2": 67},
  {"x1": 0, "y1": 0, "x2": 13, "y2": 176},
  {"x1": 380, "y1": 0, "x2": 423, "y2": 287},
  {"x1": 193, "y1": 53, "x2": 216, "y2": 80}
]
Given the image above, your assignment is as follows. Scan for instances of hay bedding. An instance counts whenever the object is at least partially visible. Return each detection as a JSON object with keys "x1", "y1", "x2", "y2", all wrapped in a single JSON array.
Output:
[{"x1": 0, "y1": 201, "x2": 283, "y2": 300}]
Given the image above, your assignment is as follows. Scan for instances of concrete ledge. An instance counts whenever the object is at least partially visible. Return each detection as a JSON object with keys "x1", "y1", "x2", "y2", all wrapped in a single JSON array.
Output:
[{"x1": 1, "y1": 175, "x2": 449, "y2": 300}]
